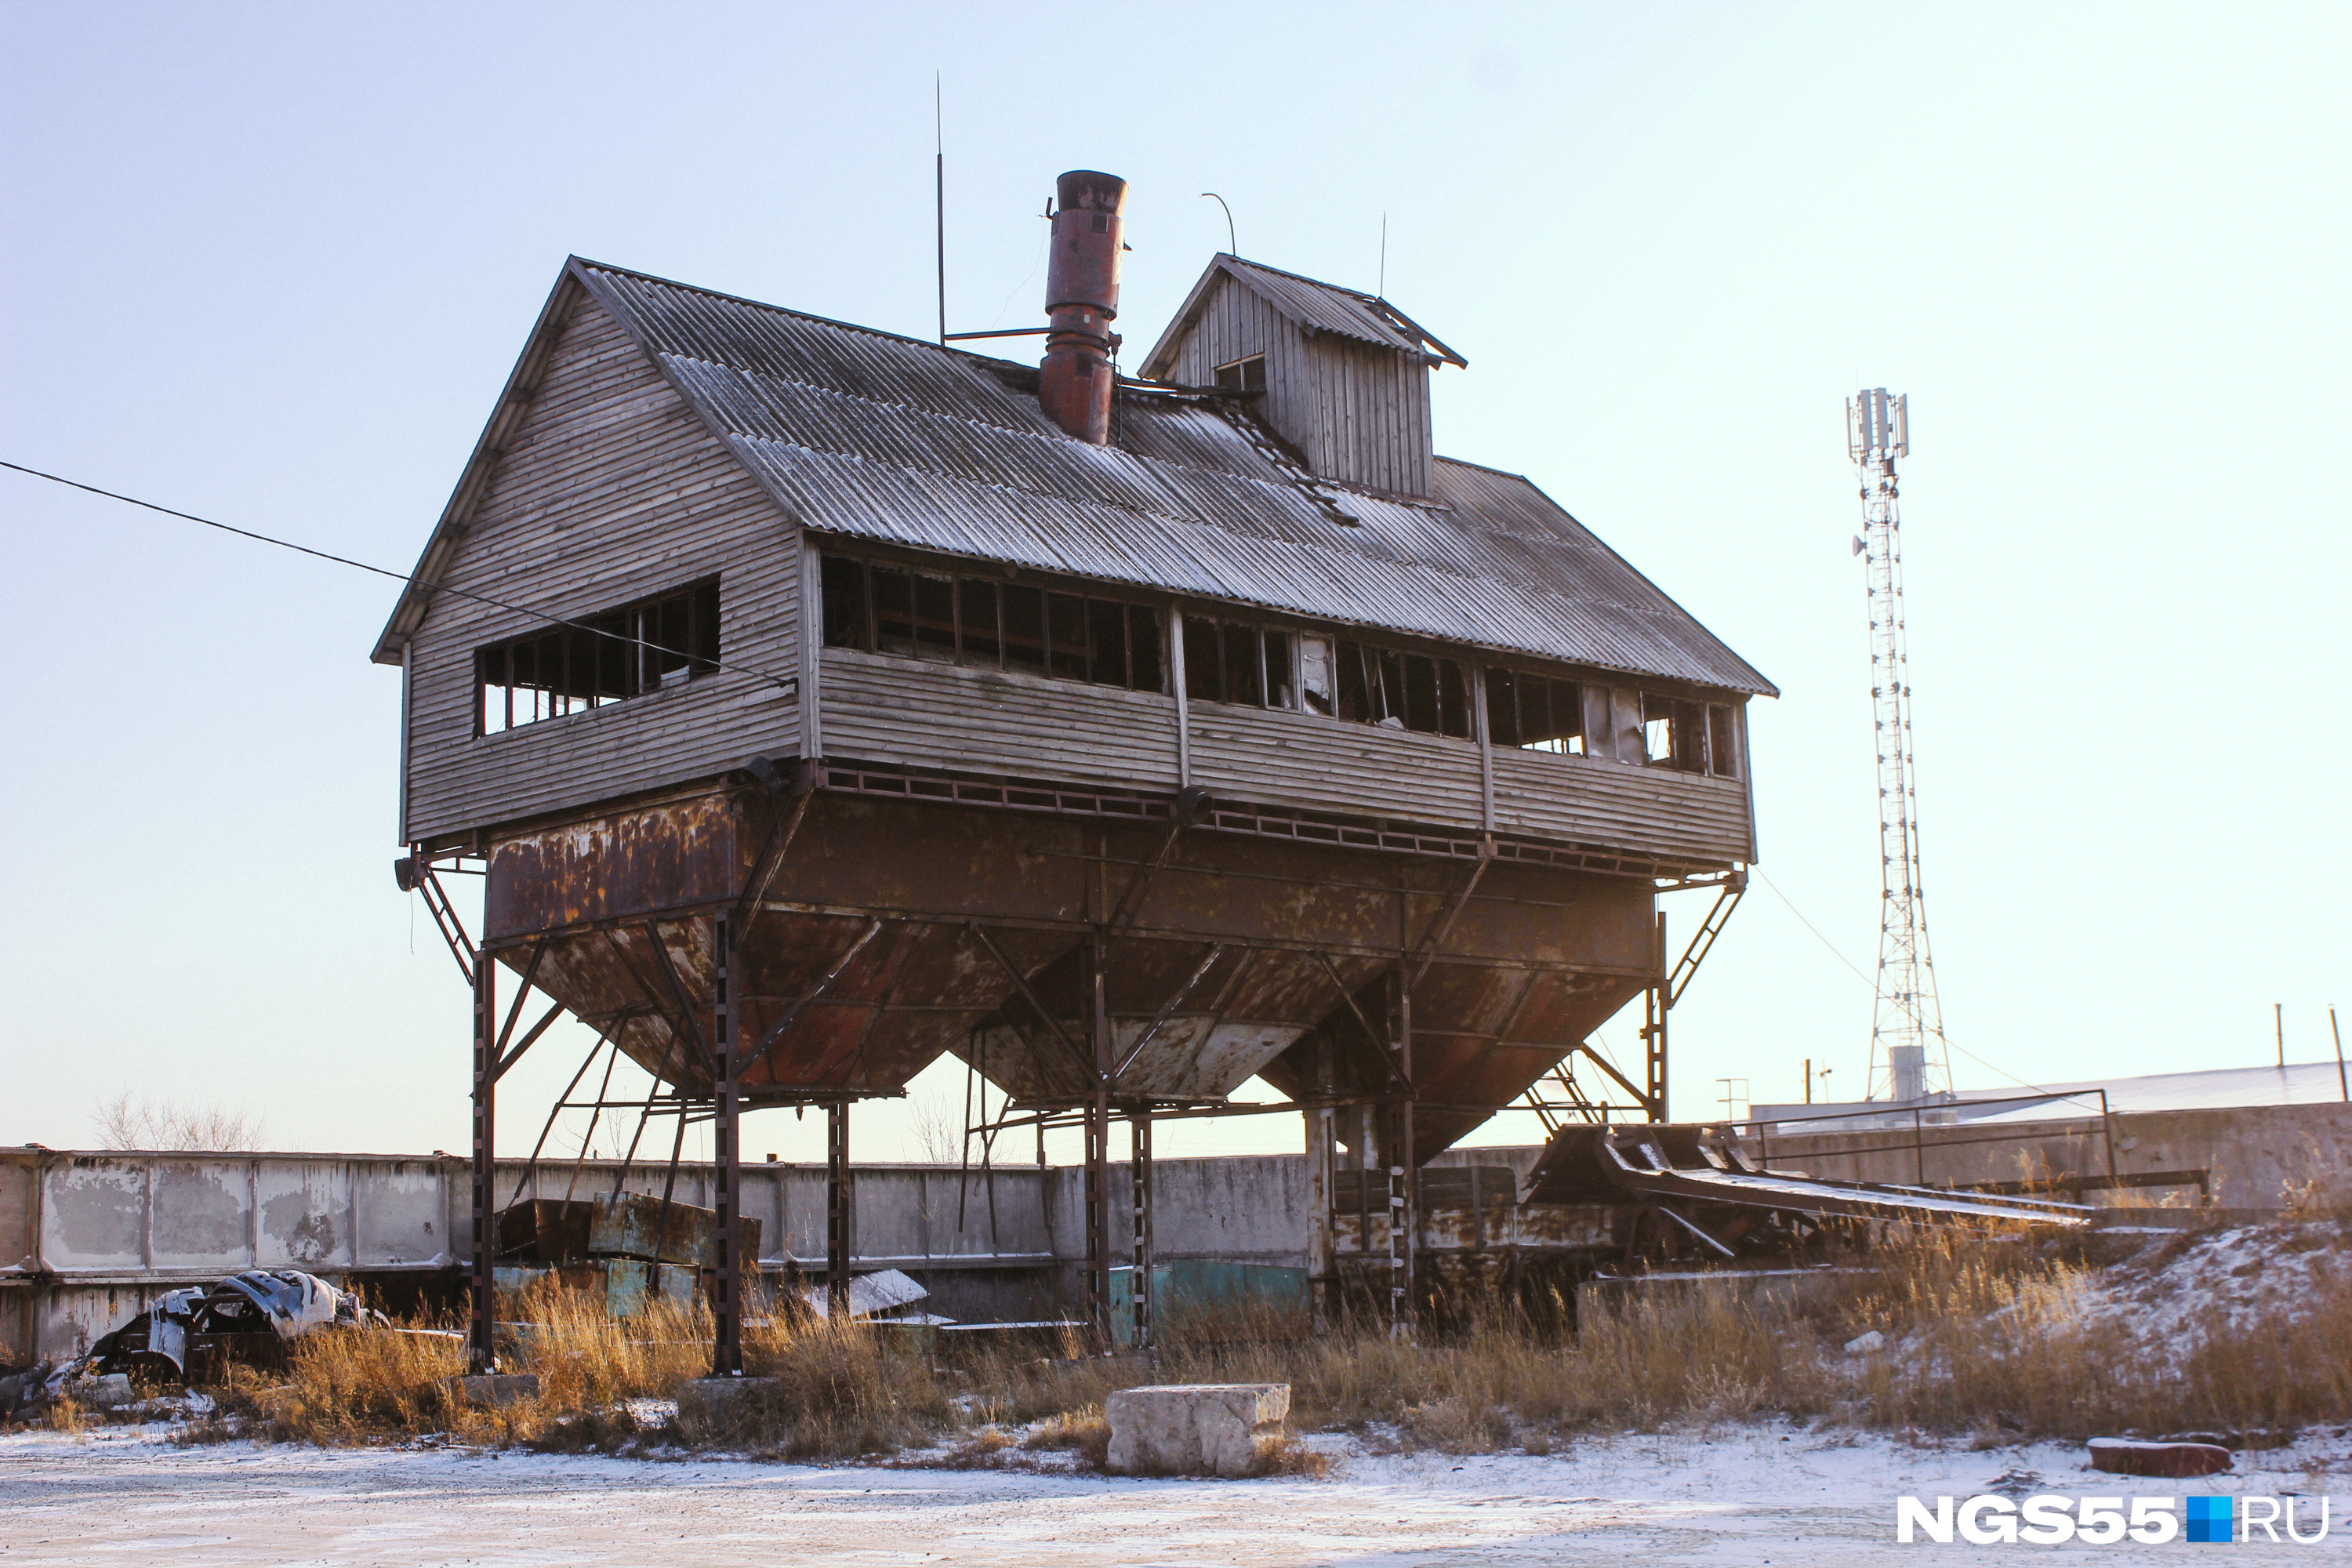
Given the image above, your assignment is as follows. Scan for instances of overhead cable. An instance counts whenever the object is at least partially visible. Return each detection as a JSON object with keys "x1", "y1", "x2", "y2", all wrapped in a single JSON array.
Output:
[{"x1": 0, "y1": 459, "x2": 797, "y2": 692}]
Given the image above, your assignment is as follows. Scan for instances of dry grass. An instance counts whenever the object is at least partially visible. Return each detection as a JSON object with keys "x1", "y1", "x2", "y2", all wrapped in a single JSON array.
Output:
[
  {"x1": 153, "y1": 1221, "x2": 2352, "y2": 1464},
  {"x1": 684, "y1": 1310, "x2": 952, "y2": 1457}
]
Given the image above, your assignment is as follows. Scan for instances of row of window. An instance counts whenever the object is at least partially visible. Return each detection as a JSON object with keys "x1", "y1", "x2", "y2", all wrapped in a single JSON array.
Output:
[
  {"x1": 470, "y1": 562, "x2": 1741, "y2": 781},
  {"x1": 476, "y1": 579, "x2": 718, "y2": 735},
  {"x1": 1181, "y1": 617, "x2": 1478, "y2": 739},
  {"x1": 820, "y1": 555, "x2": 1166, "y2": 695}
]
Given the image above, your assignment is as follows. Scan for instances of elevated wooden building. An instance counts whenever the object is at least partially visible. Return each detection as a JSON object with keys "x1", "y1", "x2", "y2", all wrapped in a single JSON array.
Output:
[{"x1": 375, "y1": 171, "x2": 1773, "y2": 1367}]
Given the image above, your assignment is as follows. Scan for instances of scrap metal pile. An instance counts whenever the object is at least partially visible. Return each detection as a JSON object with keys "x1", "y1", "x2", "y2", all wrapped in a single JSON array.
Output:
[{"x1": 1522, "y1": 1122, "x2": 2095, "y2": 1261}]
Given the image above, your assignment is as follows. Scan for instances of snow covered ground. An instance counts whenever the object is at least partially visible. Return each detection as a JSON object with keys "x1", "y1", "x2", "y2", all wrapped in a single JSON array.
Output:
[{"x1": 5, "y1": 1421, "x2": 2346, "y2": 1566}]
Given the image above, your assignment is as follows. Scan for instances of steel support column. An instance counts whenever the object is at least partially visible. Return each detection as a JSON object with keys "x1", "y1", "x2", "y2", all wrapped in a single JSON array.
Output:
[
  {"x1": 826, "y1": 1102, "x2": 851, "y2": 1314},
  {"x1": 1305, "y1": 1095, "x2": 1336, "y2": 1331},
  {"x1": 1642, "y1": 911, "x2": 1668, "y2": 1121},
  {"x1": 469, "y1": 953, "x2": 496, "y2": 1373},
  {"x1": 1128, "y1": 1109, "x2": 1154, "y2": 1354},
  {"x1": 710, "y1": 913, "x2": 742, "y2": 1377},
  {"x1": 1085, "y1": 935, "x2": 1112, "y2": 1344},
  {"x1": 1388, "y1": 968, "x2": 1416, "y2": 1336}
]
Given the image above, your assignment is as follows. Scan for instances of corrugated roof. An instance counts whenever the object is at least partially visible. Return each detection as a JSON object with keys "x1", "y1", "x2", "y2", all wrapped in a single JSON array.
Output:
[
  {"x1": 1138, "y1": 254, "x2": 1467, "y2": 377},
  {"x1": 377, "y1": 259, "x2": 1772, "y2": 696}
]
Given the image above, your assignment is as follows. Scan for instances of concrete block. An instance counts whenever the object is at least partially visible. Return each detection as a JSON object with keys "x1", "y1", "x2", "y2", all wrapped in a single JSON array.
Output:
[
  {"x1": 451, "y1": 1374, "x2": 540, "y2": 1408},
  {"x1": 1105, "y1": 1383, "x2": 1290, "y2": 1478},
  {"x1": 676, "y1": 1376, "x2": 782, "y2": 1438},
  {"x1": 2089, "y1": 1437, "x2": 2233, "y2": 1477}
]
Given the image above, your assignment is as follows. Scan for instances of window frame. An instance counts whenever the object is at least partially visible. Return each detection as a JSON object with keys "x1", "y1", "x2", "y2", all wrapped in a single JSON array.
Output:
[
  {"x1": 1213, "y1": 354, "x2": 1268, "y2": 394},
  {"x1": 818, "y1": 553, "x2": 1167, "y2": 697},
  {"x1": 475, "y1": 576, "x2": 719, "y2": 737}
]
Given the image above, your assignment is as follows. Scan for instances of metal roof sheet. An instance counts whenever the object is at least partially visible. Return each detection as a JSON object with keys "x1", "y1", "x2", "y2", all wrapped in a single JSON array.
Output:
[
  {"x1": 379, "y1": 258, "x2": 1772, "y2": 695},
  {"x1": 1138, "y1": 255, "x2": 1467, "y2": 377}
]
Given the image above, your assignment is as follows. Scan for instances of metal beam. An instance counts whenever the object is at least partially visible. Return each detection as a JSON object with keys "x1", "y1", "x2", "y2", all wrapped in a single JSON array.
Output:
[
  {"x1": 1404, "y1": 841, "x2": 1495, "y2": 992},
  {"x1": 1665, "y1": 878, "x2": 1744, "y2": 1010},
  {"x1": 467, "y1": 954, "x2": 495, "y2": 1374},
  {"x1": 1311, "y1": 949, "x2": 1412, "y2": 1094},
  {"x1": 743, "y1": 918, "x2": 885, "y2": 1071},
  {"x1": 731, "y1": 783, "x2": 815, "y2": 942},
  {"x1": 967, "y1": 922, "x2": 1098, "y2": 1087},
  {"x1": 495, "y1": 1000, "x2": 566, "y2": 1083},
  {"x1": 412, "y1": 857, "x2": 479, "y2": 987},
  {"x1": 1168, "y1": 946, "x2": 1260, "y2": 1090},
  {"x1": 1110, "y1": 942, "x2": 1225, "y2": 1081},
  {"x1": 710, "y1": 911, "x2": 742, "y2": 1377}
]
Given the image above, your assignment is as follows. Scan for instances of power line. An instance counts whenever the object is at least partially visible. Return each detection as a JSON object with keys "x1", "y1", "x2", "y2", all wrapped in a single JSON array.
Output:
[
  {"x1": 0, "y1": 459, "x2": 797, "y2": 692},
  {"x1": 1754, "y1": 869, "x2": 2096, "y2": 1109}
]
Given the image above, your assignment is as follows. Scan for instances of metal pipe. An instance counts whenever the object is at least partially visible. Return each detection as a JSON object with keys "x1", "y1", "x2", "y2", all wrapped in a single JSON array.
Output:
[
  {"x1": 2334, "y1": 1007, "x2": 2347, "y2": 1102},
  {"x1": 1039, "y1": 171, "x2": 1127, "y2": 443}
]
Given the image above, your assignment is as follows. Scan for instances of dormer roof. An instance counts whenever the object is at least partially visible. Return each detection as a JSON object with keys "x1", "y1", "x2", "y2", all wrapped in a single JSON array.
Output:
[{"x1": 1139, "y1": 254, "x2": 1467, "y2": 379}]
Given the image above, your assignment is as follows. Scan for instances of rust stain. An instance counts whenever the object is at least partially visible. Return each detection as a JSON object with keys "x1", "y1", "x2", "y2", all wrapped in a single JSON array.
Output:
[{"x1": 480, "y1": 787, "x2": 1662, "y2": 1163}]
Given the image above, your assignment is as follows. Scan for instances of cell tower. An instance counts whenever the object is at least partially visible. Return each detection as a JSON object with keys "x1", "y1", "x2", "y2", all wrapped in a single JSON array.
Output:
[{"x1": 1847, "y1": 389, "x2": 1948, "y2": 1104}]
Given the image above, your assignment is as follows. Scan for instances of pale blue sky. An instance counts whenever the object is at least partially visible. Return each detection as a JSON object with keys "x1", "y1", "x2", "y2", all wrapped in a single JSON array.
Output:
[{"x1": 3, "y1": 2, "x2": 2345, "y2": 1163}]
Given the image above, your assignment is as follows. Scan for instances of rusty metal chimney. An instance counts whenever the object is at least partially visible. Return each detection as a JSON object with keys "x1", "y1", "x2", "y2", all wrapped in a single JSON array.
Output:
[{"x1": 1039, "y1": 170, "x2": 1127, "y2": 443}]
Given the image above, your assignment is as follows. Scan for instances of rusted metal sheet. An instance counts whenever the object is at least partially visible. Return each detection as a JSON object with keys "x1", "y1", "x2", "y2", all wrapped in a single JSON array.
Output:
[
  {"x1": 482, "y1": 784, "x2": 1661, "y2": 1155},
  {"x1": 485, "y1": 790, "x2": 745, "y2": 939},
  {"x1": 492, "y1": 1200, "x2": 593, "y2": 1265},
  {"x1": 586, "y1": 1192, "x2": 763, "y2": 1270}
]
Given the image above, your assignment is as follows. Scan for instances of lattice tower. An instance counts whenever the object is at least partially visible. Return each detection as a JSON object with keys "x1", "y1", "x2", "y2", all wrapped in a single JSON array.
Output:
[{"x1": 1848, "y1": 389, "x2": 1949, "y2": 1102}]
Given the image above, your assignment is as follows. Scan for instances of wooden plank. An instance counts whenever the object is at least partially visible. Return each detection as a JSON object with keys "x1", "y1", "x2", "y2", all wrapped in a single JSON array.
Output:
[
  {"x1": 1188, "y1": 702, "x2": 1483, "y2": 829},
  {"x1": 819, "y1": 651, "x2": 1179, "y2": 787},
  {"x1": 402, "y1": 296, "x2": 803, "y2": 840}
]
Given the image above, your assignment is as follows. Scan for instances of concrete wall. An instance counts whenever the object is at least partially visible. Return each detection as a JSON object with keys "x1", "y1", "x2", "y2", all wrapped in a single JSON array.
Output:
[
  {"x1": 0, "y1": 1143, "x2": 1563, "y2": 1363},
  {"x1": 12, "y1": 1102, "x2": 2339, "y2": 1363}
]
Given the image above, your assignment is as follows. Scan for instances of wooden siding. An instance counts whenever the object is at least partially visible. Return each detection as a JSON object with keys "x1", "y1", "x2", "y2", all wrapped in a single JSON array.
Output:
[
  {"x1": 819, "y1": 650, "x2": 1180, "y2": 786},
  {"x1": 1162, "y1": 276, "x2": 1433, "y2": 497},
  {"x1": 821, "y1": 642, "x2": 1749, "y2": 867},
  {"x1": 403, "y1": 294, "x2": 801, "y2": 840},
  {"x1": 1188, "y1": 702, "x2": 1484, "y2": 830},
  {"x1": 1490, "y1": 749, "x2": 1754, "y2": 866}
]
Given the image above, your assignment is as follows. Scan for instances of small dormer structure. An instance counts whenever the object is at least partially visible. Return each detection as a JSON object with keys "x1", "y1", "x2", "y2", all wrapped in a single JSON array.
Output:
[{"x1": 1139, "y1": 255, "x2": 1466, "y2": 499}]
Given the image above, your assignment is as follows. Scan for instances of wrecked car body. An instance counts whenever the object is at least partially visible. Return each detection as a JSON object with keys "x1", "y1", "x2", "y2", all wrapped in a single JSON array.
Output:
[{"x1": 84, "y1": 1269, "x2": 382, "y2": 1381}]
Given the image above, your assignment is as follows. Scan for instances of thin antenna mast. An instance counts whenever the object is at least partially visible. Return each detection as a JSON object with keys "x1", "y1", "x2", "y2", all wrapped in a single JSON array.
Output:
[
  {"x1": 935, "y1": 73, "x2": 946, "y2": 345},
  {"x1": 1847, "y1": 389, "x2": 1947, "y2": 1104},
  {"x1": 1378, "y1": 212, "x2": 1387, "y2": 298},
  {"x1": 1200, "y1": 192, "x2": 1236, "y2": 255}
]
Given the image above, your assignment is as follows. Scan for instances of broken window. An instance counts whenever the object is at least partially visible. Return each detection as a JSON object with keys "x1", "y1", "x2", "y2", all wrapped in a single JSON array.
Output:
[
  {"x1": 818, "y1": 554, "x2": 1164, "y2": 695},
  {"x1": 477, "y1": 579, "x2": 719, "y2": 735},
  {"x1": 1333, "y1": 639, "x2": 1472, "y2": 738},
  {"x1": 1641, "y1": 692, "x2": 1707, "y2": 772},
  {"x1": 1214, "y1": 354, "x2": 1267, "y2": 394},
  {"x1": 1298, "y1": 633, "x2": 1334, "y2": 715},
  {"x1": 1484, "y1": 667, "x2": 1584, "y2": 754},
  {"x1": 1180, "y1": 615, "x2": 1307, "y2": 712},
  {"x1": 1708, "y1": 703, "x2": 1740, "y2": 779}
]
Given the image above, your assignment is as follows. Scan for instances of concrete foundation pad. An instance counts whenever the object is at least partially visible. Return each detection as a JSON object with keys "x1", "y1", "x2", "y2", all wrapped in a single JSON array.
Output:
[
  {"x1": 1105, "y1": 1383, "x2": 1290, "y2": 1477},
  {"x1": 2089, "y1": 1437, "x2": 2233, "y2": 1477},
  {"x1": 451, "y1": 1374, "x2": 540, "y2": 1408},
  {"x1": 677, "y1": 1376, "x2": 783, "y2": 1435}
]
